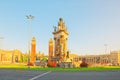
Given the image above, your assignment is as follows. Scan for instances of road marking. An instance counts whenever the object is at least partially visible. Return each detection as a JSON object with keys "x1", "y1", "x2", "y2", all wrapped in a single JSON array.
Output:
[{"x1": 29, "y1": 71, "x2": 51, "y2": 80}]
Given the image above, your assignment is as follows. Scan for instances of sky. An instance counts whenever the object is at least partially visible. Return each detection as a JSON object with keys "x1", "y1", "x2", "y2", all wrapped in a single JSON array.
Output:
[{"x1": 0, "y1": 0, "x2": 120, "y2": 55}]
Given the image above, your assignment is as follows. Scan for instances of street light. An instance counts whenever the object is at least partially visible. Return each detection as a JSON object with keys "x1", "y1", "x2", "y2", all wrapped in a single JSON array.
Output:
[{"x1": 26, "y1": 15, "x2": 34, "y2": 69}]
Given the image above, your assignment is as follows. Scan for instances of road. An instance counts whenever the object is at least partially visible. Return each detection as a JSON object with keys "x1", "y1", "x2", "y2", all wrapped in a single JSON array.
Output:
[{"x1": 0, "y1": 69, "x2": 120, "y2": 80}]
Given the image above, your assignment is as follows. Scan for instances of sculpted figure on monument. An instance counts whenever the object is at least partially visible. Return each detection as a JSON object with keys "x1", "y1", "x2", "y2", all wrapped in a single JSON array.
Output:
[
  {"x1": 53, "y1": 26, "x2": 57, "y2": 32},
  {"x1": 66, "y1": 51, "x2": 69, "y2": 58}
]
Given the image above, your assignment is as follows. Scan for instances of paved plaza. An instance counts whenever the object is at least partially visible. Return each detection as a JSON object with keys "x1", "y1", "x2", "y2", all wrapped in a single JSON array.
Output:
[{"x1": 0, "y1": 69, "x2": 120, "y2": 80}]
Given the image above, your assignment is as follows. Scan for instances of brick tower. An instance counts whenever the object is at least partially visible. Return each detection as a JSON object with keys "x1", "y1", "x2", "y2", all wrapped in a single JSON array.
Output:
[
  {"x1": 30, "y1": 37, "x2": 36, "y2": 63},
  {"x1": 48, "y1": 38, "x2": 54, "y2": 62}
]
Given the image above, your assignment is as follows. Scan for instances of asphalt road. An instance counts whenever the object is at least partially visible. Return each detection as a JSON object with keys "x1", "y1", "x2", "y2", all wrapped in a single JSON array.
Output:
[{"x1": 0, "y1": 69, "x2": 120, "y2": 80}]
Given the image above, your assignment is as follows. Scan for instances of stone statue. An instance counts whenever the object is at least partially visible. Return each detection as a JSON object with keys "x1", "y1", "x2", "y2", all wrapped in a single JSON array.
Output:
[
  {"x1": 53, "y1": 26, "x2": 57, "y2": 31},
  {"x1": 66, "y1": 51, "x2": 69, "y2": 58}
]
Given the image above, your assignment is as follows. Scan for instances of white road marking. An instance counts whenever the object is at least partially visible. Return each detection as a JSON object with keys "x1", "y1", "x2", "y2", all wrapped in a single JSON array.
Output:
[{"x1": 29, "y1": 71, "x2": 51, "y2": 80}]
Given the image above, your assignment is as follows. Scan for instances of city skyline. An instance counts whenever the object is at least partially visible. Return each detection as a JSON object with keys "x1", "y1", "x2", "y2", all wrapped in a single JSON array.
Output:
[{"x1": 0, "y1": 0, "x2": 120, "y2": 55}]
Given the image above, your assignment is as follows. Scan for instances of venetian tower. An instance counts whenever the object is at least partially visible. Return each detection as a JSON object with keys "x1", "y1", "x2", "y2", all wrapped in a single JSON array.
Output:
[
  {"x1": 52, "y1": 18, "x2": 69, "y2": 62},
  {"x1": 48, "y1": 38, "x2": 54, "y2": 62},
  {"x1": 30, "y1": 37, "x2": 36, "y2": 63}
]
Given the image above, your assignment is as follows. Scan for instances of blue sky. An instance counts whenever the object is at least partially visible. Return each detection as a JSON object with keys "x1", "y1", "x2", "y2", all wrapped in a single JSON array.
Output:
[{"x1": 0, "y1": 0, "x2": 120, "y2": 55}]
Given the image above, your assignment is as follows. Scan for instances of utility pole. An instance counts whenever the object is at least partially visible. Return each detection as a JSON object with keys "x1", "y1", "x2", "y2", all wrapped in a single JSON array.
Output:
[{"x1": 104, "y1": 44, "x2": 108, "y2": 54}]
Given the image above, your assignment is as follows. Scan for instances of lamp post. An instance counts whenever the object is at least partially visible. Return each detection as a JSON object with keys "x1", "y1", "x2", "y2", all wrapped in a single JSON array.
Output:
[{"x1": 26, "y1": 15, "x2": 34, "y2": 69}]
